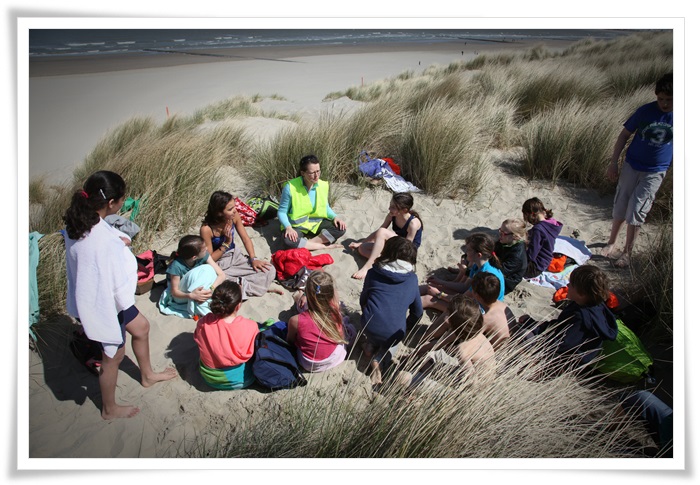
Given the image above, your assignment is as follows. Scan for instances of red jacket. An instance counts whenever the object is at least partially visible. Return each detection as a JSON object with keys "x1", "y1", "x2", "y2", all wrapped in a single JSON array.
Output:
[{"x1": 271, "y1": 248, "x2": 334, "y2": 281}]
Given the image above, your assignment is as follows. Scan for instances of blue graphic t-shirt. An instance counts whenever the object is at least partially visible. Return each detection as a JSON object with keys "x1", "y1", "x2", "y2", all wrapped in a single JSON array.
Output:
[{"x1": 624, "y1": 101, "x2": 673, "y2": 173}]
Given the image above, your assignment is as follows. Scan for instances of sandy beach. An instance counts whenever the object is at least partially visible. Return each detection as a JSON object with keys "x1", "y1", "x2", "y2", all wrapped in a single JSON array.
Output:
[{"x1": 24, "y1": 36, "x2": 675, "y2": 463}]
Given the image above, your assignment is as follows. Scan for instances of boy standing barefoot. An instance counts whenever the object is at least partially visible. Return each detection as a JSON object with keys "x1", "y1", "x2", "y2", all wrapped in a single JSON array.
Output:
[{"x1": 603, "y1": 73, "x2": 673, "y2": 267}]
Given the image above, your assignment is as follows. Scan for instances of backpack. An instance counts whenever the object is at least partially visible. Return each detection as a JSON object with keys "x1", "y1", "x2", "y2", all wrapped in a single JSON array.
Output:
[
  {"x1": 252, "y1": 325, "x2": 308, "y2": 390},
  {"x1": 234, "y1": 197, "x2": 258, "y2": 226},
  {"x1": 594, "y1": 318, "x2": 654, "y2": 384},
  {"x1": 247, "y1": 195, "x2": 280, "y2": 221},
  {"x1": 69, "y1": 327, "x2": 103, "y2": 376}
]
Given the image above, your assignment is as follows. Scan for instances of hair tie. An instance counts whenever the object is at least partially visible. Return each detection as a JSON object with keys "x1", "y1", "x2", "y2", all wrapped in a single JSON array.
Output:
[
  {"x1": 99, "y1": 189, "x2": 107, "y2": 200},
  {"x1": 492, "y1": 251, "x2": 496, "y2": 256},
  {"x1": 315, "y1": 284, "x2": 321, "y2": 295},
  {"x1": 80, "y1": 190, "x2": 89, "y2": 199}
]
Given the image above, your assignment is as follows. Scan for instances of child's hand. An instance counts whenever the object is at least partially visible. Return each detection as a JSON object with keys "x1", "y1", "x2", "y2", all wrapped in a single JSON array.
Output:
[
  {"x1": 189, "y1": 286, "x2": 212, "y2": 303},
  {"x1": 223, "y1": 220, "x2": 233, "y2": 244},
  {"x1": 120, "y1": 236, "x2": 131, "y2": 246},
  {"x1": 251, "y1": 258, "x2": 272, "y2": 272},
  {"x1": 518, "y1": 314, "x2": 530, "y2": 324}
]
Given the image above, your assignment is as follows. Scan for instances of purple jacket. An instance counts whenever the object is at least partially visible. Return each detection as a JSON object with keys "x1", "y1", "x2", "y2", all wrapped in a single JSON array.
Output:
[{"x1": 527, "y1": 219, "x2": 563, "y2": 272}]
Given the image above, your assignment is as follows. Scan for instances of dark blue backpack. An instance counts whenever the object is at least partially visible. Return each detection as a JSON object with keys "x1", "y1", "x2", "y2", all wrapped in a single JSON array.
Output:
[{"x1": 252, "y1": 325, "x2": 307, "y2": 391}]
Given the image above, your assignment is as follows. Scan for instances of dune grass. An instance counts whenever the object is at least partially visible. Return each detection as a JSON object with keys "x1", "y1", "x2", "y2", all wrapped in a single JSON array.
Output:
[
  {"x1": 396, "y1": 98, "x2": 491, "y2": 197},
  {"x1": 519, "y1": 88, "x2": 652, "y2": 189},
  {"x1": 627, "y1": 216, "x2": 674, "y2": 343},
  {"x1": 26, "y1": 31, "x2": 672, "y2": 460},
  {"x1": 34, "y1": 232, "x2": 68, "y2": 319},
  {"x1": 186, "y1": 329, "x2": 648, "y2": 458}
]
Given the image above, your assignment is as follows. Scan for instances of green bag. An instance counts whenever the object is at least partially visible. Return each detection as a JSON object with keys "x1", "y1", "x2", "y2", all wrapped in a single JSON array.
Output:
[
  {"x1": 247, "y1": 196, "x2": 279, "y2": 221},
  {"x1": 595, "y1": 318, "x2": 653, "y2": 383}
]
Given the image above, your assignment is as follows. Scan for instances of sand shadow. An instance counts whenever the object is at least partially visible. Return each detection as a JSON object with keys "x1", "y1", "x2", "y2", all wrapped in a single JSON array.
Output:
[
  {"x1": 164, "y1": 331, "x2": 215, "y2": 392},
  {"x1": 254, "y1": 219, "x2": 287, "y2": 255},
  {"x1": 452, "y1": 226, "x2": 496, "y2": 241},
  {"x1": 31, "y1": 315, "x2": 143, "y2": 411}
]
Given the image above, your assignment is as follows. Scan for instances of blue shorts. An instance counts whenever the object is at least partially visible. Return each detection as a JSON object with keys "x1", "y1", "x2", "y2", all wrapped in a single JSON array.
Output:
[{"x1": 106, "y1": 305, "x2": 139, "y2": 352}]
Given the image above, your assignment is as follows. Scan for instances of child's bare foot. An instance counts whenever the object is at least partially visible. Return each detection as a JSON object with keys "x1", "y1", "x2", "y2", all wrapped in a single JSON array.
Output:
[
  {"x1": 267, "y1": 287, "x2": 285, "y2": 295},
  {"x1": 102, "y1": 405, "x2": 140, "y2": 420},
  {"x1": 600, "y1": 243, "x2": 617, "y2": 258},
  {"x1": 351, "y1": 267, "x2": 369, "y2": 280},
  {"x1": 613, "y1": 252, "x2": 630, "y2": 268},
  {"x1": 369, "y1": 360, "x2": 383, "y2": 386},
  {"x1": 348, "y1": 241, "x2": 363, "y2": 250},
  {"x1": 142, "y1": 367, "x2": 178, "y2": 388}
]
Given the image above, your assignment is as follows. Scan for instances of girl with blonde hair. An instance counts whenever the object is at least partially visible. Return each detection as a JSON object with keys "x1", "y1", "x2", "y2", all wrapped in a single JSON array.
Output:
[
  {"x1": 494, "y1": 218, "x2": 528, "y2": 294},
  {"x1": 287, "y1": 271, "x2": 356, "y2": 372}
]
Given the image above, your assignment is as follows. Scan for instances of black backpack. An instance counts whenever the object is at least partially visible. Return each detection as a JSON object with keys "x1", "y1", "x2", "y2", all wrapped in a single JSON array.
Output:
[
  {"x1": 252, "y1": 326, "x2": 307, "y2": 391},
  {"x1": 70, "y1": 327, "x2": 103, "y2": 376}
]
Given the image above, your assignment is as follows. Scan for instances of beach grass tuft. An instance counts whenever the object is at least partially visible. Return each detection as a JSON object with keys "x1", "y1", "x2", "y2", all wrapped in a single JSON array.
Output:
[{"x1": 186, "y1": 329, "x2": 648, "y2": 458}]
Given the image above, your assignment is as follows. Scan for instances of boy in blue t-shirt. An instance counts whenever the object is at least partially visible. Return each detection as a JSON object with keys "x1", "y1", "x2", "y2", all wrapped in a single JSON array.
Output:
[{"x1": 602, "y1": 73, "x2": 673, "y2": 268}]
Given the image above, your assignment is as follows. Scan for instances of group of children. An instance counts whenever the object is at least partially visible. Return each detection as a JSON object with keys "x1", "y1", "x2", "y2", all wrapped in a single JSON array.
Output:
[
  {"x1": 61, "y1": 75, "x2": 670, "y2": 447},
  {"x1": 161, "y1": 185, "x2": 618, "y2": 392},
  {"x1": 64, "y1": 170, "x2": 622, "y2": 420}
]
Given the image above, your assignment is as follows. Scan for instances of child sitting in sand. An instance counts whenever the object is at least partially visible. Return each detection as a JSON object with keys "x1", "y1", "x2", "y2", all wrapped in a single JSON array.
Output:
[
  {"x1": 193, "y1": 281, "x2": 259, "y2": 390},
  {"x1": 517, "y1": 265, "x2": 618, "y2": 369},
  {"x1": 421, "y1": 272, "x2": 513, "y2": 351},
  {"x1": 521, "y1": 197, "x2": 563, "y2": 279},
  {"x1": 350, "y1": 192, "x2": 423, "y2": 280},
  {"x1": 470, "y1": 272, "x2": 515, "y2": 350},
  {"x1": 287, "y1": 271, "x2": 356, "y2": 373},
  {"x1": 397, "y1": 295, "x2": 495, "y2": 390},
  {"x1": 200, "y1": 190, "x2": 277, "y2": 299},
  {"x1": 495, "y1": 218, "x2": 528, "y2": 294},
  {"x1": 421, "y1": 232, "x2": 506, "y2": 313},
  {"x1": 158, "y1": 235, "x2": 226, "y2": 318},
  {"x1": 359, "y1": 236, "x2": 423, "y2": 385}
]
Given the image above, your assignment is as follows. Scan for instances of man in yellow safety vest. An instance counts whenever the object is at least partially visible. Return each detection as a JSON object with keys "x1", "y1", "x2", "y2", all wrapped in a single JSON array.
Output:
[{"x1": 277, "y1": 154, "x2": 347, "y2": 250}]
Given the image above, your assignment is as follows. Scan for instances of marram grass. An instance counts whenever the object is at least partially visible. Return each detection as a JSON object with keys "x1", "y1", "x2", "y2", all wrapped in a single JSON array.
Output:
[{"x1": 184, "y1": 329, "x2": 649, "y2": 458}]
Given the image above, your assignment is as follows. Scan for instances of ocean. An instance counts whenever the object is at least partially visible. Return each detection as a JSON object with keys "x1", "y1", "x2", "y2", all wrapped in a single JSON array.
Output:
[{"x1": 28, "y1": 29, "x2": 640, "y2": 58}]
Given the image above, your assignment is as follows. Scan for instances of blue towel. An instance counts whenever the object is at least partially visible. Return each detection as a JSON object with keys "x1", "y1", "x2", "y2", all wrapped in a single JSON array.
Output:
[{"x1": 158, "y1": 264, "x2": 217, "y2": 318}]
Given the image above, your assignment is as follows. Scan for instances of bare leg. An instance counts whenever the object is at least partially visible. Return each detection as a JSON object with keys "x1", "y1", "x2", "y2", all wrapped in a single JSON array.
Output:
[
  {"x1": 349, "y1": 228, "x2": 379, "y2": 250},
  {"x1": 305, "y1": 235, "x2": 343, "y2": 250},
  {"x1": 601, "y1": 219, "x2": 625, "y2": 257},
  {"x1": 369, "y1": 360, "x2": 383, "y2": 385},
  {"x1": 421, "y1": 294, "x2": 449, "y2": 312},
  {"x1": 126, "y1": 313, "x2": 177, "y2": 387},
  {"x1": 352, "y1": 228, "x2": 396, "y2": 280},
  {"x1": 99, "y1": 347, "x2": 139, "y2": 420},
  {"x1": 615, "y1": 224, "x2": 641, "y2": 268}
]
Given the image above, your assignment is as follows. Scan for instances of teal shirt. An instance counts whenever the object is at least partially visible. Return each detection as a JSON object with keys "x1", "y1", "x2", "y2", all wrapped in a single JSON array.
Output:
[
  {"x1": 468, "y1": 260, "x2": 506, "y2": 301},
  {"x1": 166, "y1": 253, "x2": 209, "y2": 282}
]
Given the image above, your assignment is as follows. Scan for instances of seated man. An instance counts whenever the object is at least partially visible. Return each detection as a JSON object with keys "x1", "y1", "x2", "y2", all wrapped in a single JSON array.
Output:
[{"x1": 277, "y1": 154, "x2": 346, "y2": 250}]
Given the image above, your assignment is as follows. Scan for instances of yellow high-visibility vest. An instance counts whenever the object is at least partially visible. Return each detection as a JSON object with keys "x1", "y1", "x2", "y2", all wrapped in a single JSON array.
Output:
[{"x1": 282, "y1": 177, "x2": 329, "y2": 234}]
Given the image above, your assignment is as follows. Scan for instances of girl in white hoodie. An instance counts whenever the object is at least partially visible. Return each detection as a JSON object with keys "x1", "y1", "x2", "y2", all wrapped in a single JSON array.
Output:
[{"x1": 63, "y1": 171, "x2": 176, "y2": 420}]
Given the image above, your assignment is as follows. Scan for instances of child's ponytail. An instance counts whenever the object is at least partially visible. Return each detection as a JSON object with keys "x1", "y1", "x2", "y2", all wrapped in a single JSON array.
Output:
[
  {"x1": 63, "y1": 171, "x2": 126, "y2": 240},
  {"x1": 392, "y1": 192, "x2": 423, "y2": 229},
  {"x1": 466, "y1": 232, "x2": 502, "y2": 270}
]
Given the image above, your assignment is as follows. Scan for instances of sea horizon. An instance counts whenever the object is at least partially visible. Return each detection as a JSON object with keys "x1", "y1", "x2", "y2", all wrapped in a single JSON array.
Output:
[{"x1": 29, "y1": 28, "x2": 644, "y2": 59}]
